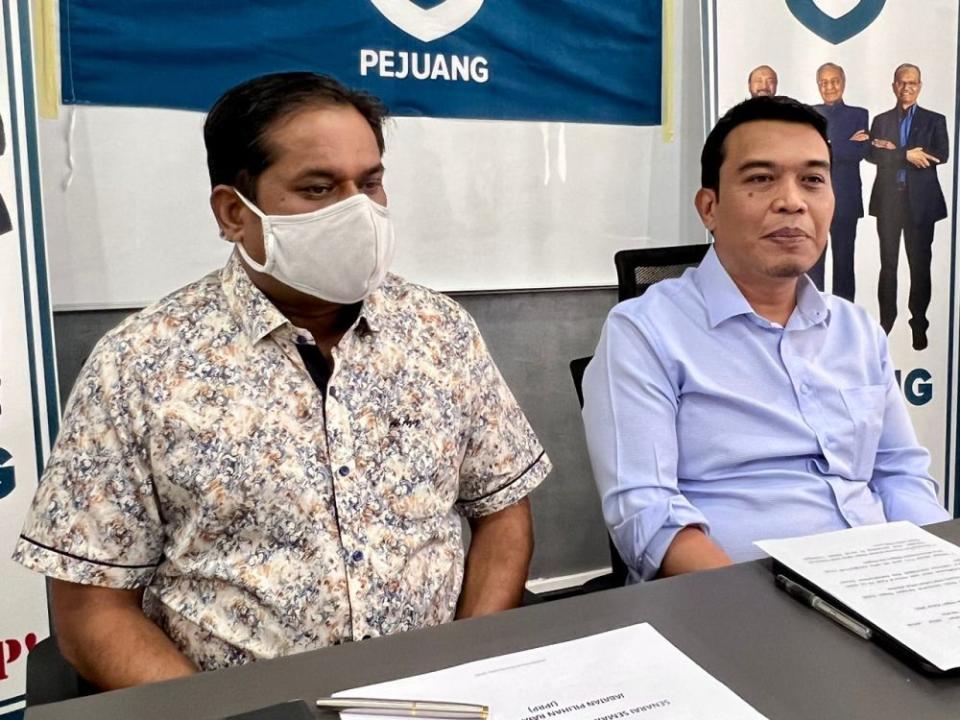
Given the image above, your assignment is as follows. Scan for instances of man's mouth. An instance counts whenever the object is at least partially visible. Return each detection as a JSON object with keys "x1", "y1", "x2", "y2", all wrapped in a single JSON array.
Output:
[{"x1": 764, "y1": 228, "x2": 810, "y2": 239}]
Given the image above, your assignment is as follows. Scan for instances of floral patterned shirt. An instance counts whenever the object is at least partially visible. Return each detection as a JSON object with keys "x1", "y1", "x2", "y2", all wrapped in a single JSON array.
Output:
[{"x1": 14, "y1": 253, "x2": 550, "y2": 670}]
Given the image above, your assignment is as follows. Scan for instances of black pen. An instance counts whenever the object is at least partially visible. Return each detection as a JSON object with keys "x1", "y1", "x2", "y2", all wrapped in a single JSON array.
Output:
[{"x1": 775, "y1": 574, "x2": 873, "y2": 640}]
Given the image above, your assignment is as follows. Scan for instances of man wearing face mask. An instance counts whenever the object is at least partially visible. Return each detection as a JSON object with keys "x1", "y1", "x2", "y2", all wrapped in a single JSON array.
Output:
[{"x1": 14, "y1": 73, "x2": 551, "y2": 689}]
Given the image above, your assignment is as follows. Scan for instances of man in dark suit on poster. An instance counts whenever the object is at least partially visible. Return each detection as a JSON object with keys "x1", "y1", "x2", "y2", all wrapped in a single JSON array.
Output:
[
  {"x1": 809, "y1": 62, "x2": 868, "y2": 300},
  {"x1": 868, "y1": 63, "x2": 949, "y2": 351}
]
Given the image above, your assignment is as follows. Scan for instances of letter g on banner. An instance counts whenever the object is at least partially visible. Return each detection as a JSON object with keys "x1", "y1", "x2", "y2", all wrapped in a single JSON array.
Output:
[
  {"x1": 0, "y1": 447, "x2": 15, "y2": 500},
  {"x1": 785, "y1": 0, "x2": 886, "y2": 44},
  {"x1": 369, "y1": 0, "x2": 484, "y2": 42}
]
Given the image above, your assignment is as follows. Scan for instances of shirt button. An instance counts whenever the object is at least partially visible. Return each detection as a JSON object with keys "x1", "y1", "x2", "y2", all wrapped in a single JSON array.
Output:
[
  {"x1": 352, "y1": 550, "x2": 364, "y2": 562},
  {"x1": 800, "y1": 383, "x2": 810, "y2": 394},
  {"x1": 338, "y1": 465, "x2": 350, "y2": 476}
]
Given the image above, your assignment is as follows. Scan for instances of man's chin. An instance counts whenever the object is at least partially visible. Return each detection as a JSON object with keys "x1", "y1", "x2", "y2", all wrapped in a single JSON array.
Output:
[{"x1": 766, "y1": 263, "x2": 808, "y2": 279}]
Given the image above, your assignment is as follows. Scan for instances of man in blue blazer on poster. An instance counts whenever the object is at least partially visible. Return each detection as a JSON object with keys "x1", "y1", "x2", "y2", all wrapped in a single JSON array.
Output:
[
  {"x1": 809, "y1": 62, "x2": 868, "y2": 301},
  {"x1": 868, "y1": 63, "x2": 949, "y2": 351}
]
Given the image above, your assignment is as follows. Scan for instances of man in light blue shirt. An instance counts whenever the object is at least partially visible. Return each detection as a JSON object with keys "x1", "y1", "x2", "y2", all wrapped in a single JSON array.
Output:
[{"x1": 582, "y1": 96, "x2": 949, "y2": 582}]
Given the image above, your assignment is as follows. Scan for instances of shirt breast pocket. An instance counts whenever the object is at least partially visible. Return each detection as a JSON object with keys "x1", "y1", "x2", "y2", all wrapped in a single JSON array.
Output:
[
  {"x1": 839, "y1": 384, "x2": 887, "y2": 479},
  {"x1": 379, "y1": 411, "x2": 458, "y2": 520}
]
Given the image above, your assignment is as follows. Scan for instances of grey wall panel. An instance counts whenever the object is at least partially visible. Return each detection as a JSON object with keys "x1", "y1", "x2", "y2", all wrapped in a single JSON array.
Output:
[
  {"x1": 455, "y1": 290, "x2": 617, "y2": 578},
  {"x1": 51, "y1": 288, "x2": 618, "y2": 580},
  {"x1": 53, "y1": 309, "x2": 134, "y2": 408}
]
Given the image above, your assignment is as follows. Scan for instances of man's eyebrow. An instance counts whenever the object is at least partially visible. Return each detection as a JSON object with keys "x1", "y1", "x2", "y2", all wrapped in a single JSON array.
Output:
[
  {"x1": 735, "y1": 160, "x2": 776, "y2": 173},
  {"x1": 293, "y1": 163, "x2": 385, "y2": 180},
  {"x1": 294, "y1": 167, "x2": 336, "y2": 180},
  {"x1": 735, "y1": 159, "x2": 830, "y2": 173}
]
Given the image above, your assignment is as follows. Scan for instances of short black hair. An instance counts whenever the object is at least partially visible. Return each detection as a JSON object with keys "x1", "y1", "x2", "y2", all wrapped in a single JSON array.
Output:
[
  {"x1": 204, "y1": 72, "x2": 389, "y2": 200},
  {"x1": 700, "y1": 95, "x2": 830, "y2": 194}
]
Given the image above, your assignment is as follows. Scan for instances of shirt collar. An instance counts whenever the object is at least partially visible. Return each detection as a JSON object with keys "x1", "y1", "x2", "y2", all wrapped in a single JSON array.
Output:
[
  {"x1": 694, "y1": 246, "x2": 829, "y2": 329},
  {"x1": 221, "y1": 251, "x2": 389, "y2": 344},
  {"x1": 694, "y1": 246, "x2": 756, "y2": 328},
  {"x1": 899, "y1": 103, "x2": 918, "y2": 120},
  {"x1": 221, "y1": 252, "x2": 290, "y2": 344},
  {"x1": 792, "y1": 274, "x2": 830, "y2": 329},
  {"x1": 358, "y1": 279, "x2": 389, "y2": 333}
]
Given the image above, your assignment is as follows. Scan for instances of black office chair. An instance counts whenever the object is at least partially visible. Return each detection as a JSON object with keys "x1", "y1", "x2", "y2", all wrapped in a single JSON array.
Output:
[
  {"x1": 614, "y1": 243, "x2": 710, "y2": 302},
  {"x1": 26, "y1": 635, "x2": 99, "y2": 706}
]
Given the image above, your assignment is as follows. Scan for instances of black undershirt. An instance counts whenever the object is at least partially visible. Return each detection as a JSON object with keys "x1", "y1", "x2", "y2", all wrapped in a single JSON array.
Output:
[{"x1": 295, "y1": 343, "x2": 332, "y2": 397}]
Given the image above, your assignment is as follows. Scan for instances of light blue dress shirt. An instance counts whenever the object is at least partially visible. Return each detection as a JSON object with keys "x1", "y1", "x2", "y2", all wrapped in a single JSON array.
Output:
[
  {"x1": 582, "y1": 247, "x2": 949, "y2": 581},
  {"x1": 897, "y1": 103, "x2": 917, "y2": 185}
]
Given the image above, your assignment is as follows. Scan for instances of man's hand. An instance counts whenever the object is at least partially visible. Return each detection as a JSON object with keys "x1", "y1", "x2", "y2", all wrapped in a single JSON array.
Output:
[
  {"x1": 849, "y1": 130, "x2": 870, "y2": 142},
  {"x1": 456, "y1": 498, "x2": 533, "y2": 618},
  {"x1": 906, "y1": 147, "x2": 941, "y2": 168},
  {"x1": 656, "y1": 526, "x2": 733, "y2": 578},
  {"x1": 51, "y1": 580, "x2": 198, "y2": 689},
  {"x1": 871, "y1": 138, "x2": 896, "y2": 150}
]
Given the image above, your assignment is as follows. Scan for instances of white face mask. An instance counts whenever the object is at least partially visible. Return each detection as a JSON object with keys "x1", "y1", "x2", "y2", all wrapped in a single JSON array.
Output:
[{"x1": 233, "y1": 190, "x2": 396, "y2": 304}]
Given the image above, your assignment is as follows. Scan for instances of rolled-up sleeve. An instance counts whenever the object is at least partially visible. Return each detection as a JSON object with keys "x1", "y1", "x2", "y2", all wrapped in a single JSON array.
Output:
[
  {"x1": 582, "y1": 307, "x2": 708, "y2": 580},
  {"x1": 455, "y1": 320, "x2": 551, "y2": 518},
  {"x1": 869, "y1": 329, "x2": 950, "y2": 526},
  {"x1": 13, "y1": 337, "x2": 164, "y2": 588}
]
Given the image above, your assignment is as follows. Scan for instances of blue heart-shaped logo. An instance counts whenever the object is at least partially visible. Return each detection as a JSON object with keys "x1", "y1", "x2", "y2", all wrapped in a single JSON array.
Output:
[
  {"x1": 786, "y1": 0, "x2": 886, "y2": 45},
  {"x1": 370, "y1": 0, "x2": 484, "y2": 42}
]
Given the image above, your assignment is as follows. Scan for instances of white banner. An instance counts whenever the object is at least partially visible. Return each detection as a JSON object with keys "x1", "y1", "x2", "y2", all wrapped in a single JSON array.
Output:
[
  {"x1": 39, "y1": 1, "x2": 708, "y2": 309},
  {"x1": 703, "y1": 0, "x2": 960, "y2": 514},
  {"x1": 0, "y1": 2, "x2": 57, "y2": 717}
]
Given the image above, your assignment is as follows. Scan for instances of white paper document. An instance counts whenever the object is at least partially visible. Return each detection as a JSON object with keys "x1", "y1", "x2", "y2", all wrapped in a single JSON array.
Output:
[
  {"x1": 756, "y1": 521, "x2": 960, "y2": 671},
  {"x1": 334, "y1": 623, "x2": 766, "y2": 720}
]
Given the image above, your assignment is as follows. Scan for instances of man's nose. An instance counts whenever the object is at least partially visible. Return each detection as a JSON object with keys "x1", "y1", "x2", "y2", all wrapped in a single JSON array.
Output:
[{"x1": 772, "y1": 180, "x2": 806, "y2": 213}]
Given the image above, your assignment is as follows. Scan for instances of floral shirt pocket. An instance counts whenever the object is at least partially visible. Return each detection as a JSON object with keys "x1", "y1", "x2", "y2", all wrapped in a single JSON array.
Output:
[{"x1": 378, "y1": 399, "x2": 461, "y2": 524}]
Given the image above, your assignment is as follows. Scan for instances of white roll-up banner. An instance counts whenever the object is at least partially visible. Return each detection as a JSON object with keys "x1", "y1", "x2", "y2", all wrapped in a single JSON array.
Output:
[
  {"x1": 0, "y1": 1, "x2": 57, "y2": 717},
  {"x1": 703, "y1": 0, "x2": 960, "y2": 514}
]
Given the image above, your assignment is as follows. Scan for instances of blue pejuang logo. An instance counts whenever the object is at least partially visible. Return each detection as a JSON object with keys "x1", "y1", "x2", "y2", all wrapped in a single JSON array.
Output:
[
  {"x1": 369, "y1": 0, "x2": 484, "y2": 42},
  {"x1": 786, "y1": 0, "x2": 887, "y2": 45}
]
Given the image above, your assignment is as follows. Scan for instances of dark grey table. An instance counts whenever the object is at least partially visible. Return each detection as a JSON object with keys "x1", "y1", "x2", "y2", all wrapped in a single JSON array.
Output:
[{"x1": 27, "y1": 520, "x2": 960, "y2": 720}]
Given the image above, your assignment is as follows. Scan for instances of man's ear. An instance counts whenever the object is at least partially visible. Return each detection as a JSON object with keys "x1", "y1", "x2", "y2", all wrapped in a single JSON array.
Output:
[
  {"x1": 210, "y1": 185, "x2": 246, "y2": 243},
  {"x1": 694, "y1": 188, "x2": 718, "y2": 233}
]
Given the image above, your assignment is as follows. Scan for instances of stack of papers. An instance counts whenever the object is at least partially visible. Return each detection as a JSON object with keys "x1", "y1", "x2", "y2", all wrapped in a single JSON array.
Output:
[
  {"x1": 757, "y1": 521, "x2": 960, "y2": 672},
  {"x1": 335, "y1": 623, "x2": 766, "y2": 720}
]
